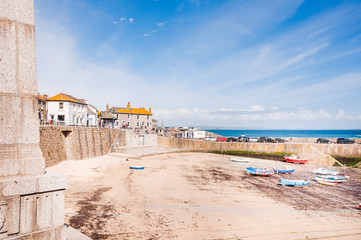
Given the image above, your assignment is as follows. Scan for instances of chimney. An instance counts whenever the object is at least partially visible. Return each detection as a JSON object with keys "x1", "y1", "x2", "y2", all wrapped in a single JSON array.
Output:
[
  {"x1": 106, "y1": 103, "x2": 109, "y2": 112},
  {"x1": 149, "y1": 107, "x2": 152, "y2": 113},
  {"x1": 127, "y1": 102, "x2": 131, "y2": 109}
]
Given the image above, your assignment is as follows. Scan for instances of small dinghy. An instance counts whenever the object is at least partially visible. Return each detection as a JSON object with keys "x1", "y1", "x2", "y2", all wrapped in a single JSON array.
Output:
[
  {"x1": 231, "y1": 157, "x2": 250, "y2": 163},
  {"x1": 316, "y1": 177, "x2": 336, "y2": 186},
  {"x1": 284, "y1": 155, "x2": 308, "y2": 164},
  {"x1": 130, "y1": 165, "x2": 145, "y2": 170},
  {"x1": 281, "y1": 179, "x2": 309, "y2": 187},
  {"x1": 247, "y1": 167, "x2": 274, "y2": 176},
  {"x1": 315, "y1": 175, "x2": 347, "y2": 183},
  {"x1": 313, "y1": 168, "x2": 339, "y2": 175},
  {"x1": 273, "y1": 166, "x2": 295, "y2": 174}
]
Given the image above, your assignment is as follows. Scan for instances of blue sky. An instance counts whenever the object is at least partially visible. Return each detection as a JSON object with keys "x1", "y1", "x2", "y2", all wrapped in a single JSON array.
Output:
[{"x1": 34, "y1": 0, "x2": 361, "y2": 129}]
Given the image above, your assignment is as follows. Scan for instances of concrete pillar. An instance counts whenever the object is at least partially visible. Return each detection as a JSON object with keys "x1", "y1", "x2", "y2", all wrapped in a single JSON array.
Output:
[{"x1": 0, "y1": 1, "x2": 67, "y2": 239}]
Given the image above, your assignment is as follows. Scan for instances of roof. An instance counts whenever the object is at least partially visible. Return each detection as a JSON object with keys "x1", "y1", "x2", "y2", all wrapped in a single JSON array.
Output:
[
  {"x1": 101, "y1": 112, "x2": 117, "y2": 120},
  {"x1": 38, "y1": 95, "x2": 48, "y2": 102},
  {"x1": 115, "y1": 108, "x2": 152, "y2": 115},
  {"x1": 47, "y1": 93, "x2": 87, "y2": 105}
]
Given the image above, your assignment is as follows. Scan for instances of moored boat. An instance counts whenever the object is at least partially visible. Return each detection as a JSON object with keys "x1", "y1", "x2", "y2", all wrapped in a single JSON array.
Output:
[
  {"x1": 284, "y1": 155, "x2": 308, "y2": 164},
  {"x1": 313, "y1": 168, "x2": 339, "y2": 175},
  {"x1": 273, "y1": 166, "x2": 295, "y2": 174},
  {"x1": 315, "y1": 174, "x2": 347, "y2": 183},
  {"x1": 231, "y1": 157, "x2": 250, "y2": 163},
  {"x1": 247, "y1": 167, "x2": 274, "y2": 176},
  {"x1": 130, "y1": 165, "x2": 145, "y2": 170},
  {"x1": 281, "y1": 179, "x2": 309, "y2": 187},
  {"x1": 316, "y1": 177, "x2": 336, "y2": 186}
]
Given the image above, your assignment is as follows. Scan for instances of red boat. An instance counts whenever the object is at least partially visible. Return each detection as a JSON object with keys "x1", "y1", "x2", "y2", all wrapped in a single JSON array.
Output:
[{"x1": 284, "y1": 155, "x2": 308, "y2": 164}]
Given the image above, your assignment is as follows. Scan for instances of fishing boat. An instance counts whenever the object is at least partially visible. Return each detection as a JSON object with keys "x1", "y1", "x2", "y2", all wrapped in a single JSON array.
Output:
[
  {"x1": 313, "y1": 168, "x2": 339, "y2": 175},
  {"x1": 247, "y1": 167, "x2": 274, "y2": 176},
  {"x1": 281, "y1": 179, "x2": 309, "y2": 187},
  {"x1": 230, "y1": 157, "x2": 250, "y2": 163},
  {"x1": 284, "y1": 155, "x2": 308, "y2": 164},
  {"x1": 315, "y1": 175, "x2": 347, "y2": 183},
  {"x1": 273, "y1": 166, "x2": 295, "y2": 174},
  {"x1": 316, "y1": 177, "x2": 336, "y2": 186},
  {"x1": 130, "y1": 165, "x2": 145, "y2": 170}
]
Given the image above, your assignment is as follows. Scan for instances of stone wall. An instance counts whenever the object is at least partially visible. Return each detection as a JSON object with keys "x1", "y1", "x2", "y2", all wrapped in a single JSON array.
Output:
[
  {"x1": 40, "y1": 126, "x2": 122, "y2": 167},
  {"x1": 158, "y1": 137, "x2": 361, "y2": 166}
]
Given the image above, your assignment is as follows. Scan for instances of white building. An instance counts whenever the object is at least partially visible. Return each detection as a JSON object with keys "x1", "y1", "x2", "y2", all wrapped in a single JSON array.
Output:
[
  {"x1": 182, "y1": 129, "x2": 206, "y2": 139},
  {"x1": 47, "y1": 93, "x2": 88, "y2": 126}
]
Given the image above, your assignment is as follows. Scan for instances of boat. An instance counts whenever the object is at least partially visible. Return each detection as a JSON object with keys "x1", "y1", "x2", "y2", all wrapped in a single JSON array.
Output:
[
  {"x1": 315, "y1": 175, "x2": 347, "y2": 183},
  {"x1": 273, "y1": 166, "x2": 295, "y2": 174},
  {"x1": 130, "y1": 165, "x2": 145, "y2": 170},
  {"x1": 231, "y1": 157, "x2": 250, "y2": 163},
  {"x1": 284, "y1": 155, "x2": 308, "y2": 164},
  {"x1": 313, "y1": 168, "x2": 339, "y2": 175},
  {"x1": 316, "y1": 177, "x2": 336, "y2": 186},
  {"x1": 247, "y1": 167, "x2": 274, "y2": 176},
  {"x1": 281, "y1": 179, "x2": 309, "y2": 187}
]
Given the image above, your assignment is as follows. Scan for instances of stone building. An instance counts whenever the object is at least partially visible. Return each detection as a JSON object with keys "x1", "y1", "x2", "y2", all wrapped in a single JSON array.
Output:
[
  {"x1": 47, "y1": 93, "x2": 88, "y2": 126},
  {"x1": 101, "y1": 102, "x2": 153, "y2": 129},
  {"x1": 38, "y1": 94, "x2": 48, "y2": 124},
  {"x1": 0, "y1": 1, "x2": 67, "y2": 239}
]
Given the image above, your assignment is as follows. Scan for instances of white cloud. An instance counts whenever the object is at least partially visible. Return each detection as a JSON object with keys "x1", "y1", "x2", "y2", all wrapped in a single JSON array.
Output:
[
  {"x1": 143, "y1": 33, "x2": 150, "y2": 37},
  {"x1": 156, "y1": 22, "x2": 164, "y2": 27},
  {"x1": 120, "y1": 17, "x2": 127, "y2": 22},
  {"x1": 113, "y1": 21, "x2": 118, "y2": 24},
  {"x1": 129, "y1": 18, "x2": 134, "y2": 23}
]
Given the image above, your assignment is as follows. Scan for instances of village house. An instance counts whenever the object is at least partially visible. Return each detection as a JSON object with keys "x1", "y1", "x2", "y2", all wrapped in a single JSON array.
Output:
[
  {"x1": 38, "y1": 94, "x2": 48, "y2": 124},
  {"x1": 47, "y1": 93, "x2": 88, "y2": 126},
  {"x1": 101, "y1": 102, "x2": 153, "y2": 129}
]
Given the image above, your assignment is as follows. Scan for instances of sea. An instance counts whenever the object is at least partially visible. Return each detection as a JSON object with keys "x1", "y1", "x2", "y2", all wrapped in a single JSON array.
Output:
[{"x1": 204, "y1": 129, "x2": 361, "y2": 138}]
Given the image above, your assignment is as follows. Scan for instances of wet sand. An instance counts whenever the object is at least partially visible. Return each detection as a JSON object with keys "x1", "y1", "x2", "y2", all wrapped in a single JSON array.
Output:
[{"x1": 50, "y1": 152, "x2": 361, "y2": 239}]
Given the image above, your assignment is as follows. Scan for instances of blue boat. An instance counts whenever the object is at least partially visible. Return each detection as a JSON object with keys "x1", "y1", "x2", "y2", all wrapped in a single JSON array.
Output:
[
  {"x1": 273, "y1": 166, "x2": 295, "y2": 174},
  {"x1": 247, "y1": 167, "x2": 274, "y2": 176},
  {"x1": 130, "y1": 165, "x2": 145, "y2": 170},
  {"x1": 281, "y1": 179, "x2": 309, "y2": 187}
]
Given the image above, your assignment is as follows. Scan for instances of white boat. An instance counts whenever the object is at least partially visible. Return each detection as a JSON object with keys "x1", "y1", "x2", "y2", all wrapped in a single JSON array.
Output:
[
  {"x1": 313, "y1": 168, "x2": 339, "y2": 175},
  {"x1": 315, "y1": 177, "x2": 336, "y2": 186},
  {"x1": 230, "y1": 157, "x2": 250, "y2": 163}
]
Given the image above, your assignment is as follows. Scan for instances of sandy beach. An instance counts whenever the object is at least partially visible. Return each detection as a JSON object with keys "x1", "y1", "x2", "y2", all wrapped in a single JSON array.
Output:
[{"x1": 49, "y1": 151, "x2": 361, "y2": 240}]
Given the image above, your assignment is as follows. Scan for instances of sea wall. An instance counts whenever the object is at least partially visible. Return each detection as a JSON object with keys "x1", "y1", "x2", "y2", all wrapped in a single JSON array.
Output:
[
  {"x1": 158, "y1": 137, "x2": 361, "y2": 166},
  {"x1": 40, "y1": 126, "x2": 123, "y2": 166}
]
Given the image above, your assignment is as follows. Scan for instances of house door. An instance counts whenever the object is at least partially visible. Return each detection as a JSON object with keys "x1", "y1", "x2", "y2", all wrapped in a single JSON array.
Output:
[{"x1": 139, "y1": 135, "x2": 144, "y2": 145}]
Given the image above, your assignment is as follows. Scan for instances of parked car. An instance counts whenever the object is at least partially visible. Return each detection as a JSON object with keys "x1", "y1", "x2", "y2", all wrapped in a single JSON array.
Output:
[
  {"x1": 249, "y1": 137, "x2": 259, "y2": 142},
  {"x1": 258, "y1": 136, "x2": 274, "y2": 143},
  {"x1": 237, "y1": 135, "x2": 249, "y2": 142},
  {"x1": 226, "y1": 137, "x2": 238, "y2": 142},
  {"x1": 316, "y1": 138, "x2": 332, "y2": 144},
  {"x1": 274, "y1": 137, "x2": 286, "y2": 143},
  {"x1": 336, "y1": 138, "x2": 355, "y2": 144},
  {"x1": 216, "y1": 137, "x2": 227, "y2": 142}
]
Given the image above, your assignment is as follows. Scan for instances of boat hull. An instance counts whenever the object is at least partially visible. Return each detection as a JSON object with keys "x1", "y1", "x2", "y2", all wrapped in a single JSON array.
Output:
[
  {"x1": 247, "y1": 167, "x2": 274, "y2": 176},
  {"x1": 231, "y1": 157, "x2": 250, "y2": 163},
  {"x1": 130, "y1": 166, "x2": 145, "y2": 170},
  {"x1": 285, "y1": 157, "x2": 308, "y2": 164},
  {"x1": 315, "y1": 175, "x2": 347, "y2": 183},
  {"x1": 281, "y1": 179, "x2": 309, "y2": 187},
  {"x1": 274, "y1": 168, "x2": 295, "y2": 174}
]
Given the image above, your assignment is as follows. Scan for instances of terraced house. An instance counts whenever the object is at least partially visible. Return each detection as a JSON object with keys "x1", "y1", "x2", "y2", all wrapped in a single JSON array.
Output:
[
  {"x1": 47, "y1": 93, "x2": 88, "y2": 126},
  {"x1": 102, "y1": 102, "x2": 153, "y2": 129}
]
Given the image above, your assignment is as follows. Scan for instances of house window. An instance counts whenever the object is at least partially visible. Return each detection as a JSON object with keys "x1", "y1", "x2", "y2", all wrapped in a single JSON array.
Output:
[
  {"x1": 128, "y1": 122, "x2": 130, "y2": 126},
  {"x1": 50, "y1": 115, "x2": 54, "y2": 120},
  {"x1": 59, "y1": 103, "x2": 63, "y2": 110},
  {"x1": 147, "y1": 116, "x2": 149, "y2": 120},
  {"x1": 58, "y1": 115, "x2": 65, "y2": 121},
  {"x1": 147, "y1": 122, "x2": 149, "y2": 127},
  {"x1": 137, "y1": 115, "x2": 139, "y2": 119},
  {"x1": 137, "y1": 122, "x2": 139, "y2": 127},
  {"x1": 128, "y1": 114, "x2": 130, "y2": 119}
]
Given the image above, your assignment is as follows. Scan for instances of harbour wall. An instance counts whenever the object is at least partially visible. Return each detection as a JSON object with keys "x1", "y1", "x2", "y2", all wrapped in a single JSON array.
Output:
[
  {"x1": 39, "y1": 126, "x2": 158, "y2": 167},
  {"x1": 158, "y1": 137, "x2": 361, "y2": 166}
]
